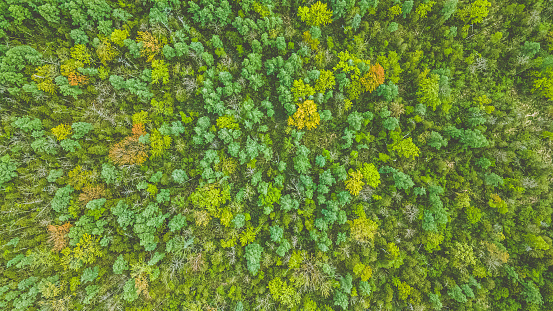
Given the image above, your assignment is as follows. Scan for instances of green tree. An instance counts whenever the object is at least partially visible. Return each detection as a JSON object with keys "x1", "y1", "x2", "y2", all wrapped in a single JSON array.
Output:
[
  {"x1": 441, "y1": 0, "x2": 458, "y2": 20},
  {"x1": 417, "y1": 72, "x2": 441, "y2": 111},
  {"x1": 113, "y1": 255, "x2": 129, "y2": 274},
  {"x1": 245, "y1": 243, "x2": 263, "y2": 275},
  {"x1": 0, "y1": 155, "x2": 17, "y2": 188},
  {"x1": 81, "y1": 266, "x2": 99, "y2": 283},
  {"x1": 428, "y1": 131, "x2": 448, "y2": 150}
]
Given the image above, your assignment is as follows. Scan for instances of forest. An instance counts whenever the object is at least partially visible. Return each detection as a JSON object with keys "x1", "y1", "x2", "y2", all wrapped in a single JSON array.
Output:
[{"x1": 0, "y1": 0, "x2": 552, "y2": 310}]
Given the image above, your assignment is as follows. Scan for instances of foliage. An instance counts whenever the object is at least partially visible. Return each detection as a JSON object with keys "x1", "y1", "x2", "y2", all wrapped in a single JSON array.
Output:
[
  {"x1": 350, "y1": 217, "x2": 378, "y2": 243},
  {"x1": 245, "y1": 243, "x2": 263, "y2": 275},
  {"x1": 51, "y1": 124, "x2": 72, "y2": 140},
  {"x1": 0, "y1": 155, "x2": 18, "y2": 188},
  {"x1": 288, "y1": 100, "x2": 321, "y2": 130},
  {"x1": 345, "y1": 169, "x2": 364, "y2": 196},
  {"x1": 2, "y1": 2, "x2": 553, "y2": 311},
  {"x1": 47, "y1": 223, "x2": 72, "y2": 252},
  {"x1": 360, "y1": 163, "x2": 380, "y2": 188},
  {"x1": 392, "y1": 137, "x2": 420, "y2": 160},
  {"x1": 298, "y1": 2, "x2": 333, "y2": 27},
  {"x1": 458, "y1": 0, "x2": 491, "y2": 24}
]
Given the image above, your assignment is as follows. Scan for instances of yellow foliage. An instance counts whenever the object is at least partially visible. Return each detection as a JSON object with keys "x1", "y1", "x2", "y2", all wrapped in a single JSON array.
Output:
[
  {"x1": 302, "y1": 31, "x2": 320, "y2": 50},
  {"x1": 292, "y1": 79, "x2": 316, "y2": 101},
  {"x1": 288, "y1": 100, "x2": 320, "y2": 130},
  {"x1": 132, "y1": 111, "x2": 150, "y2": 125},
  {"x1": 68, "y1": 165, "x2": 93, "y2": 190},
  {"x1": 388, "y1": 5, "x2": 402, "y2": 19},
  {"x1": 61, "y1": 233, "x2": 103, "y2": 270},
  {"x1": 110, "y1": 28, "x2": 129, "y2": 46},
  {"x1": 137, "y1": 31, "x2": 162, "y2": 62},
  {"x1": 415, "y1": 1, "x2": 435, "y2": 18},
  {"x1": 32, "y1": 65, "x2": 57, "y2": 94},
  {"x1": 96, "y1": 39, "x2": 119, "y2": 65},
  {"x1": 51, "y1": 124, "x2": 72, "y2": 140},
  {"x1": 216, "y1": 115, "x2": 239, "y2": 129},
  {"x1": 70, "y1": 44, "x2": 92, "y2": 65},
  {"x1": 60, "y1": 59, "x2": 84, "y2": 77},
  {"x1": 298, "y1": 1, "x2": 333, "y2": 27},
  {"x1": 315, "y1": 70, "x2": 335, "y2": 93},
  {"x1": 350, "y1": 217, "x2": 378, "y2": 243},
  {"x1": 345, "y1": 169, "x2": 364, "y2": 196},
  {"x1": 150, "y1": 129, "x2": 171, "y2": 159},
  {"x1": 194, "y1": 210, "x2": 211, "y2": 226}
]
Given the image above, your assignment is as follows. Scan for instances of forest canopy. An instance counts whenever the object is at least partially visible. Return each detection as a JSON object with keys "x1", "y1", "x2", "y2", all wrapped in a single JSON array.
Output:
[{"x1": 0, "y1": 0, "x2": 553, "y2": 310}]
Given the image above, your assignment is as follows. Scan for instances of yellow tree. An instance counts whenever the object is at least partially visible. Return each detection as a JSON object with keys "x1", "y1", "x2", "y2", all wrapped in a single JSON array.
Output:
[
  {"x1": 32, "y1": 65, "x2": 57, "y2": 94},
  {"x1": 288, "y1": 100, "x2": 320, "y2": 130},
  {"x1": 298, "y1": 1, "x2": 333, "y2": 26},
  {"x1": 51, "y1": 124, "x2": 72, "y2": 140},
  {"x1": 345, "y1": 169, "x2": 364, "y2": 196},
  {"x1": 137, "y1": 31, "x2": 162, "y2": 62},
  {"x1": 350, "y1": 217, "x2": 378, "y2": 243}
]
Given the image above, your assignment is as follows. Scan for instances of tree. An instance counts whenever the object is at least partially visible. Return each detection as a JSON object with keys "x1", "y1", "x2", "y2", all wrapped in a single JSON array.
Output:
[
  {"x1": 345, "y1": 170, "x2": 364, "y2": 196},
  {"x1": 123, "y1": 278, "x2": 139, "y2": 302},
  {"x1": 0, "y1": 45, "x2": 42, "y2": 92},
  {"x1": 350, "y1": 217, "x2": 378, "y2": 242},
  {"x1": 448, "y1": 285, "x2": 467, "y2": 303},
  {"x1": 55, "y1": 75, "x2": 83, "y2": 99},
  {"x1": 268, "y1": 277, "x2": 301, "y2": 308},
  {"x1": 315, "y1": 70, "x2": 335, "y2": 93},
  {"x1": 533, "y1": 67, "x2": 553, "y2": 100},
  {"x1": 402, "y1": 1, "x2": 414, "y2": 17},
  {"x1": 383, "y1": 117, "x2": 399, "y2": 131},
  {"x1": 392, "y1": 137, "x2": 420, "y2": 159},
  {"x1": 245, "y1": 243, "x2": 263, "y2": 275},
  {"x1": 415, "y1": 1, "x2": 435, "y2": 18},
  {"x1": 458, "y1": 0, "x2": 491, "y2": 24},
  {"x1": 149, "y1": 129, "x2": 171, "y2": 159},
  {"x1": 417, "y1": 72, "x2": 441, "y2": 111},
  {"x1": 288, "y1": 100, "x2": 321, "y2": 130},
  {"x1": 32, "y1": 64, "x2": 57, "y2": 94},
  {"x1": 190, "y1": 183, "x2": 231, "y2": 220},
  {"x1": 428, "y1": 131, "x2": 448, "y2": 149},
  {"x1": 393, "y1": 171, "x2": 414, "y2": 190},
  {"x1": 0, "y1": 155, "x2": 17, "y2": 188},
  {"x1": 298, "y1": 2, "x2": 333, "y2": 27},
  {"x1": 81, "y1": 266, "x2": 99, "y2": 283},
  {"x1": 333, "y1": 290, "x2": 348, "y2": 310},
  {"x1": 172, "y1": 169, "x2": 188, "y2": 184},
  {"x1": 11, "y1": 116, "x2": 42, "y2": 133},
  {"x1": 109, "y1": 124, "x2": 149, "y2": 166},
  {"x1": 111, "y1": 28, "x2": 129, "y2": 46},
  {"x1": 72, "y1": 122, "x2": 93, "y2": 139},
  {"x1": 442, "y1": 0, "x2": 458, "y2": 20},
  {"x1": 96, "y1": 39, "x2": 119, "y2": 65},
  {"x1": 137, "y1": 31, "x2": 161, "y2": 62},
  {"x1": 360, "y1": 163, "x2": 381, "y2": 188},
  {"x1": 101, "y1": 163, "x2": 122, "y2": 185},
  {"x1": 151, "y1": 59, "x2": 169, "y2": 84},
  {"x1": 47, "y1": 223, "x2": 72, "y2": 252}
]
